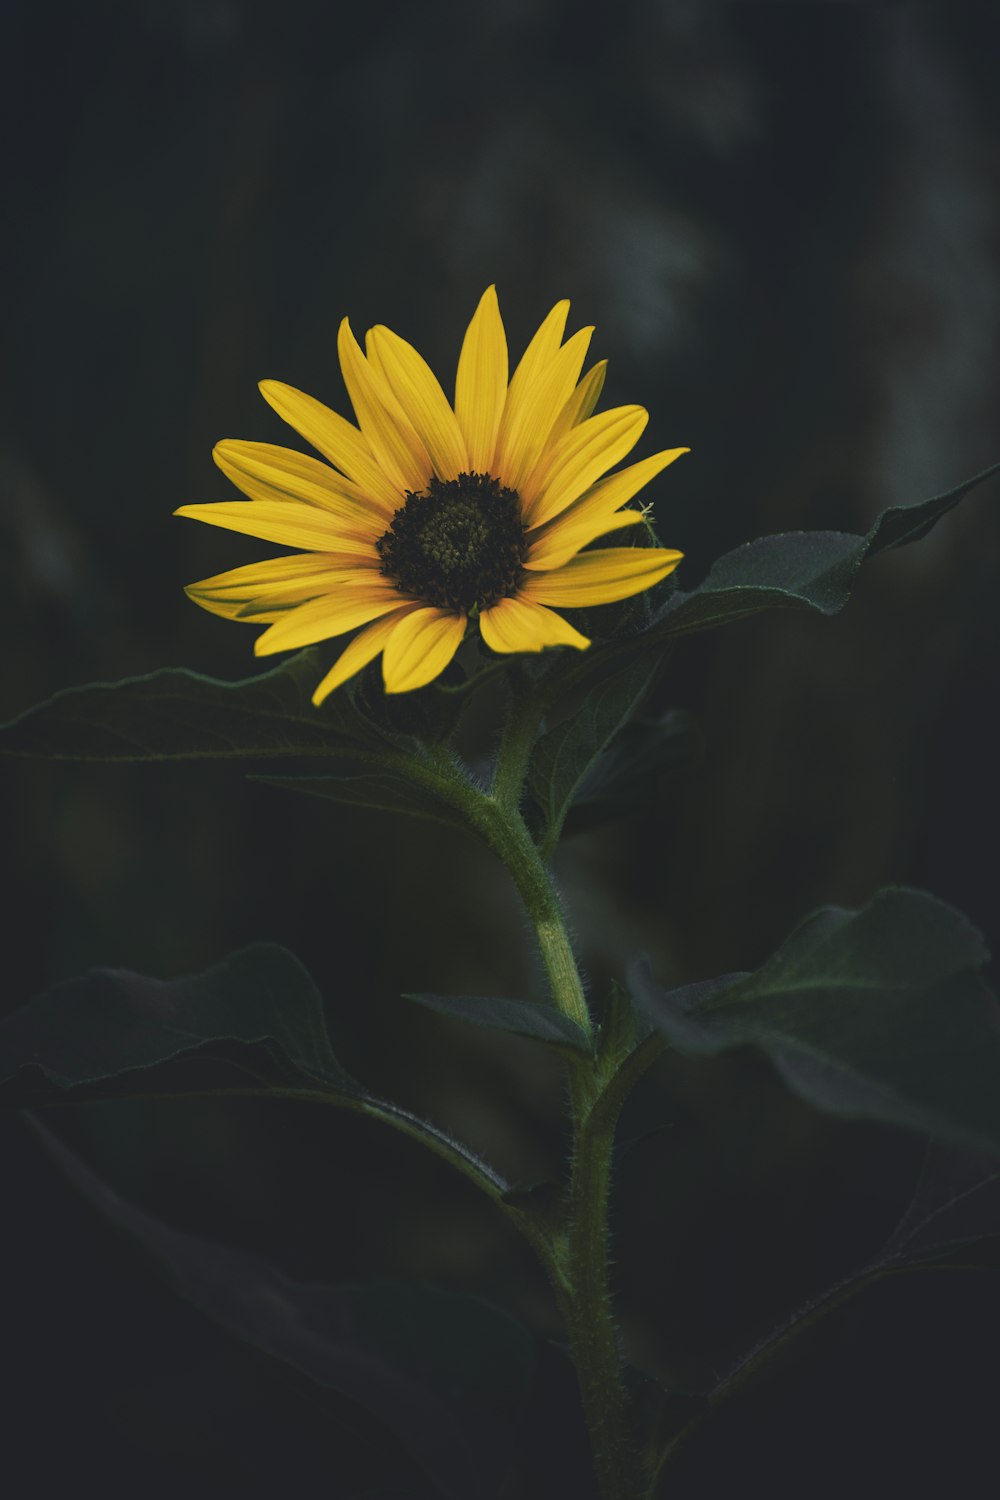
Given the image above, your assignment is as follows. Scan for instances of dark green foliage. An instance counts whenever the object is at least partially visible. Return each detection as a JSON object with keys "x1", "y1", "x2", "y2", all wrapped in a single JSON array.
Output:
[
  {"x1": 558, "y1": 707, "x2": 700, "y2": 839},
  {"x1": 648, "y1": 1138, "x2": 1000, "y2": 1491},
  {"x1": 0, "y1": 649, "x2": 383, "y2": 762},
  {"x1": 632, "y1": 887, "x2": 1000, "y2": 1154},
  {"x1": 646, "y1": 461, "x2": 1000, "y2": 641},
  {"x1": 0, "y1": 946, "x2": 508, "y2": 1197},
  {"x1": 32, "y1": 1121, "x2": 537, "y2": 1500},
  {"x1": 875, "y1": 1142, "x2": 1000, "y2": 1268},
  {"x1": 528, "y1": 659, "x2": 658, "y2": 851},
  {"x1": 554, "y1": 462, "x2": 1000, "y2": 704},
  {"x1": 402, "y1": 990, "x2": 593, "y2": 1054},
  {"x1": 251, "y1": 770, "x2": 471, "y2": 832},
  {"x1": 2, "y1": 466, "x2": 995, "y2": 783},
  {"x1": 0, "y1": 942, "x2": 342, "y2": 1101}
]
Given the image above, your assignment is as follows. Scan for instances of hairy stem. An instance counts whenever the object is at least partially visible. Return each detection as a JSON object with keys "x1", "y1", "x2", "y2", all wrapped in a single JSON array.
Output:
[
  {"x1": 558, "y1": 1064, "x2": 641, "y2": 1500},
  {"x1": 490, "y1": 668, "x2": 544, "y2": 815},
  {"x1": 477, "y1": 798, "x2": 591, "y2": 1036},
  {"x1": 401, "y1": 740, "x2": 639, "y2": 1495}
]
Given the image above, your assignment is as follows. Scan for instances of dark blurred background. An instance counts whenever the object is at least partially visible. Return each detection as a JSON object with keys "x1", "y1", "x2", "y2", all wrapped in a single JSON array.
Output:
[{"x1": 3, "y1": 2, "x2": 1000, "y2": 1495}]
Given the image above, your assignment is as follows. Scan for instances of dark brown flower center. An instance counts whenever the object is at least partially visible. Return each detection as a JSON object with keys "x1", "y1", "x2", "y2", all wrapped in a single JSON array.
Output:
[{"x1": 376, "y1": 472, "x2": 527, "y2": 612}]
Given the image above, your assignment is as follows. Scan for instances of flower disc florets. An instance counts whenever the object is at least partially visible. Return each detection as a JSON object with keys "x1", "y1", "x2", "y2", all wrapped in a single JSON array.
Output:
[{"x1": 376, "y1": 472, "x2": 527, "y2": 612}]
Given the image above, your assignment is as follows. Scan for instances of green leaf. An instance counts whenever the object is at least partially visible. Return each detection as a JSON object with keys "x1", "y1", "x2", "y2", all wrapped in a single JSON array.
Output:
[
  {"x1": 252, "y1": 770, "x2": 471, "y2": 833},
  {"x1": 651, "y1": 1138, "x2": 1000, "y2": 1489},
  {"x1": 555, "y1": 463, "x2": 1000, "y2": 701},
  {"x1": 649, "y1": 460, "x2": 1000, "y2": 642},
  {"x1": 0, "y1": 945, "x2": 509, "y2": 1200},
  {"x1": 876, "y1": 1143, "x2": 1000, "y2": 1267},
  {"x1": 528, "y1": 657, "x2": 657, "y2": 852},
  {"x1": 32, "y1": 1121, "x2": 535, "y2": 1500},
  {"x1": 561, "y1": 707, "x2": 700, "y2": 839},
  {"x1": 402, "y1": 991, "x2": 593, "y2": 1054},
  {"x1": 632, "y1": 887, "x2": 1000, "y2": 1154},
  {"x1": 0, "y1": 648, "x2": 388, "y2": 762}
]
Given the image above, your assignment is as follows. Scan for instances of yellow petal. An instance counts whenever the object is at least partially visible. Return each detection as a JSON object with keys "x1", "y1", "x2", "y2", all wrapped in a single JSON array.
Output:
[
  {"x1": 545, "y1": 360, "x2": 608, "y2": 450},
  {"x1": 491, "y1": 299, "x2": 568, "y2": 478},
  {"x1": 311, "y1": 605, "x2": 422, "y2": 703},
  {"x1": 524, "y1": 446, "x2": 689, "y2": 570},
  {"x1": 508, "y1": 298, "x2": 570, "y2": 392},
  {"x1": 337, "y1": 318, "x2": 432, "y2": 496},
  {"x1": 524, "y1": 405, "x2": 649, "y2": 527},
  {"x1": 257, "y1": 380, "x2": 399, "y2": 514},
  {"x1": 185, "y1": 592, "x2": 283, "y2": 625},
  {"x1": 479, "y1": 595, "x2": 590, "y2": 653},
  {"x1": 214, "y1": 440, "x2": 384, "y2": 534},
  {"x1": 254, "y1": 584, "x2": 405, "y2": 657},
  {"x1": 368, "y1": 325, "x2": 468, "y2": 480},
  {"x1": 496, "y1": 326, "x2": 593, "y2": 496},
  {"x1": 381, "y1": 607, "x2": 467, "y2": 693},
  {"x1": 520, "y1": 547, "x2": 683, "y2": 607},
  {"x1": 524, "y1": 509, "x2": 644, "y2": 571},
  {"x1": 185, "y1": 551, "x2": 380, "y2": 623},
  {"x1": 454, "y1": 285, "x2": 508, "y2": 473},
  {"x1": 185, "y1": 552, "x2": 357, "y2": 617},
  {"x1": 174, "y1": 500, "x2": 378, "y2": 555},
  {"x1": 541, "y1": 445, "x2": 688, "y2": 531}
]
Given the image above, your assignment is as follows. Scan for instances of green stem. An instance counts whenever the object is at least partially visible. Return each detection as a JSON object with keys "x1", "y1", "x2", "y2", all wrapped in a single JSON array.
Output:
[
  {"x1": 394, "y1": 740, "x2": 639, "y2": 1495},
  {"x1": 476, "y1": 798, "x2": 591, "y2": 1037},
  {"x1": 490, "y1": 668, "x2": 544, "y2": 815},
  {"x1": 559, "y1": 1064, "x2": 641, "y2": 1500}
]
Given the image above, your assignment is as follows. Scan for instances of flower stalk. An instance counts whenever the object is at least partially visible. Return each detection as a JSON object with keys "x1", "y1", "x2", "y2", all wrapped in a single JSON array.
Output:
[
  {"x1": 425, "y1": 744, "x2": 638, "y2": 1497},
  {"x1": 559, "y1": 1086, "x2": 640, "y2": 1500}
]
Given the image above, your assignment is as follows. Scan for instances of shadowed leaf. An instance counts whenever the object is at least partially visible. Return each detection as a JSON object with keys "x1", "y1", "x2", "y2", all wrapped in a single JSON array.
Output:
[
  {"x1": 560, "y1": 707, "x2": 700, "y2": 839},
  {"x1": 647, "y1": 462, "x2": 1000, "y2": 643},
  {"x1": 253, "y1": 770, "x2": 470, "y2": 832},
  {"x1": 528, "y1": 658, "x2": 657, "y2": 851},
  {"x1": 0, "y1": 945, "x2": 508, "y2": 1200},
  {"x1": 875, "y1": 1143, "x2": 1000, "y2": 1267},
  {"x1": 403, "y1": 991, "x2": 593, "y2": 1054},
  {"x1": 0, "y1": 648, "x2": 388, "y2": 762},
  {"x1": 632, "y1": 887, "x2": 1000, "y2": 1154},
  {"x1": 31, "y1": 1121, "x2": 535, "y2": 1500}
]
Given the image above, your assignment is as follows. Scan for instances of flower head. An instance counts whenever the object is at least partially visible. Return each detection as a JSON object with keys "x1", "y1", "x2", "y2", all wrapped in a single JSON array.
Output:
[{"x1": 176, "y1": 288, "x2": 686, "y2": 704}]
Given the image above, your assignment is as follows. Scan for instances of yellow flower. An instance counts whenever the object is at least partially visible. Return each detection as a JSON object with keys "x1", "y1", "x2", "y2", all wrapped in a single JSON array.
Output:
[{"x1": 176, "y1": 287, "x2": 686, "y2": 704}]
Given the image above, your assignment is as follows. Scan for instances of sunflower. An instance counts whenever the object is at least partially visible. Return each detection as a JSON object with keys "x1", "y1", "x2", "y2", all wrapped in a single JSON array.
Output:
[{"x1": 176, "y1": 287, "x2": 686, "y2": 704}]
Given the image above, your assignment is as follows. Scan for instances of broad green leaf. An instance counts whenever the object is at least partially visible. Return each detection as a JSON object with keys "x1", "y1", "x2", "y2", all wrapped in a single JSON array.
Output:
[
  {"x1": 32, "y1": 1121, "x2": 535, "y2": 1500},
  {"x1": 648, "y1": 460, "x2": 1000, "y2": 642},
  {"x1": 0, "y1": 648, "x2": 388, "y2": 762},
  {"x1": 0, "y1": 646, "x2": 478, "y2": 829},
  {"x1": 402, "y1": 991, "x2": 593, "y2": 1054},
  {"x1": 528, "y1": 657, "x2": 657, "y2": 852},
  {"x1": 632, "y1": 887, "x2": 1000, "y2": 1154},
  {"x1": 0, "y1": 945, "x2": 508, "y2": 1201},
  {"x1": 557, "y1": 463, "x2": 1000, "y2": 698},
  {"x1": 252, "y1": 770, "x2": 471, "y2": 833}
]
